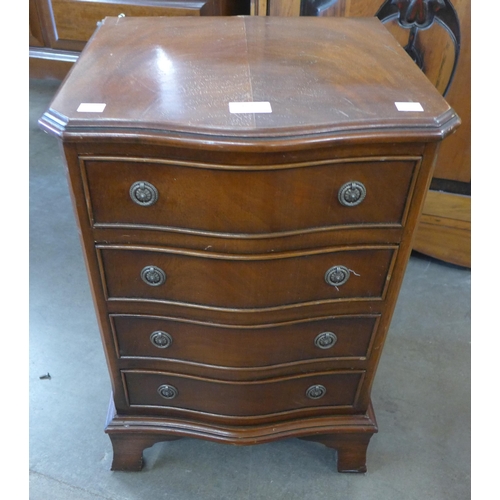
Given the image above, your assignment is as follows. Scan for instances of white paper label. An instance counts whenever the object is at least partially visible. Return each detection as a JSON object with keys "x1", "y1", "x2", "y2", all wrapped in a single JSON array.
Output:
[
  {"x1": 77, "y1": 103, "x2": 107, "y2": 112},
  {"x1": 395, "y1": 102, "x2": 424, "y2": 112},
  {"x1": 229, "y1": 102, "x2": 272, "y2": 114}
]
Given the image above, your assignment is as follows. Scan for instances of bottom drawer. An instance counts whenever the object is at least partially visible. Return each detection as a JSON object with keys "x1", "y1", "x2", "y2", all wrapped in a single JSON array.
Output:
[{"x1": 122, "y1": 370, "x2": 364, "y2": 417}]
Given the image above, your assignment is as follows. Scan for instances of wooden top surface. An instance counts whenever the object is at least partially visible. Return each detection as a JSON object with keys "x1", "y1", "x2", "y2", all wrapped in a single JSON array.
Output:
[{"x1": 40, "y1": 16, "x2": 460, "y2": 143}]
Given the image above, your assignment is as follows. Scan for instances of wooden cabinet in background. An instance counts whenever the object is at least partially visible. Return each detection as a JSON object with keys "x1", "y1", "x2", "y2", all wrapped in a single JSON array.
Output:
[
  {"x1": 30, "y1": 0, "x2": 45, "y2": 47},
  {"x1": 356, "y1": 0, "x2": 470, "y2": 268},
  {"x1": 29, "y1": 0, "x2": 249, "y2": 79}
]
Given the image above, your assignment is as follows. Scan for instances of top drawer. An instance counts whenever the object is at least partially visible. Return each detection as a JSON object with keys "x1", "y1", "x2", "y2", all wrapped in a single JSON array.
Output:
[{"x1": 80, "y1": 156, "x2": 419, "y2": 236}]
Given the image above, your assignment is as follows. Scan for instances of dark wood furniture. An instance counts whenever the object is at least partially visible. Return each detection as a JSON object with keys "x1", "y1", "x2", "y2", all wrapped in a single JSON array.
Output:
[
  {"x1": 31, "y1": 2, "x2": 471, "y2": 269},
  {"x1": 251, "y1": 0, "x2": 470, "y2": 267},
  {"x1": 29, "y1": 0, "x2": 249, "y2": 79},
  {"x1": 39, "y1": 16, "x2": 460, "y2": 473}
]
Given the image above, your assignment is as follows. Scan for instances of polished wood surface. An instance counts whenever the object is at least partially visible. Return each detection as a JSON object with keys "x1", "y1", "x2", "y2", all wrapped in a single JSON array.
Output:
[
  {"x1": 82, "y1": 157, "x2": 418, "y2": 233},
  {"x1": 413, "y1": 190, "x2": 471, "y2": 267},
  {"x1": 268, "y1": 0, "x2": 302, "y2": 16},
  {"x1": 432, "y1": 0, "x2": 470, "y2": 183},
  {"x1": 43, "y1": 17, "x2": 456, "y2": 140},
  {"x1": 255, "y1": 0, "x2": 470, "y2": 268},
  {"x1": 51, "y1": 0, "x2": 202, "y2": 51},
  {"x1": 29, "y1": 0, "x2": 45, "y2": 46},
  {"x1": 111, "y1": 313, "x2": 378, "y2": 367},
  {"x1": 371, "y1": 0, "x2": 470, "y2": 183},
  {"x1": 260, "y1": 0, "x2": 344, "y2": 16},
  {"x1": 98, "y1": 245, "x2": 396, "y2": 307},
  {"x1": 29, "y1": 0, "x2": 248, "y2": 78},
  {"x1": 251, "y1": 0, "x2": 470, "y2": 182},
  {"x1": 344, "y1": 0, "x2": 379, "y2": 16},
  {"x1": 39, "y1": 16, "x2": 459, "y2": 473},
  {"x1": 37, "y1": 0, "x2": 246, "y2": 51},
  {"x1": 123, "y1": 370, "x2": 364, "y2": 419},
  {"x1": 105, "y1": 398, "x2": 378, "y2": 472},
  {"x1": 352, "y1": 0, "x2": 470, "y2": 266}
]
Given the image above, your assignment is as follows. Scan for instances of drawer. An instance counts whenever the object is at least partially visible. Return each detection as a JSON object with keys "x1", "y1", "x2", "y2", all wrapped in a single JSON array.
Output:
[
  {"x1": 98, "y1": 246, "x2": 396, "y2": 309},
  {"x1": 122, "y1": 370, "x2": 364, "y2": 416},
  {"x1": 111, "y1": 314, "x2": 379, "y2": 366},
  {"x1": 50, "y1": 1, "x2": 215, "y2": 51},
  {"x1": 81, "y1": 157, "x2": 418, "y2": 235}
]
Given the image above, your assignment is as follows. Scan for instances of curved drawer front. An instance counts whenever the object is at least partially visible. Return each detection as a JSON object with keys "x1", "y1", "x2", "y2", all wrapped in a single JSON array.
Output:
[
  {"x1": 123, "y1": 370, "x2": 364, "y2": 416},
  {"x1": 82, "y1": 157, "x2": 418, "y2": 234},
  {"x1": 112, "y1": 314, "x2": 379, "y2": 366},
  {"x1": 98, "y1": 246, "x2": 396, "y2": 309}
]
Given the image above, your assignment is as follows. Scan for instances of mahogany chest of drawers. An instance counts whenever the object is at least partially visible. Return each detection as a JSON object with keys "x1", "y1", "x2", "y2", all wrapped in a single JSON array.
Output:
[{"x1": 39, "y1": 16, "x2": 460, "y2": 473}]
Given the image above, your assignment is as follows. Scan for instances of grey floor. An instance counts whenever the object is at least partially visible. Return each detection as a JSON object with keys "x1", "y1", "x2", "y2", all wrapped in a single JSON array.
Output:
[{"x1": 29, "y1": 78, "x2": 471, "y2": 500}]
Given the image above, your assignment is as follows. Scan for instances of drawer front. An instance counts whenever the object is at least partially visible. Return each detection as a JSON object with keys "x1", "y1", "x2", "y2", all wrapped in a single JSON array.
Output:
[
  {"x1": 112, "y1": 314, "x2": 379, "y2": 366},
  {"x1": 51, "y1": 1, "x2": 204, "y2": 50},
  {"x1": 123, "y1": 371, "x2": 364, "y2": 415},
  {"x1": 98, "y1": 246, "x2": 396, "y2": 309},
  {"x1": 82, "y1": 157, "x2": 418, "y2": 234}
]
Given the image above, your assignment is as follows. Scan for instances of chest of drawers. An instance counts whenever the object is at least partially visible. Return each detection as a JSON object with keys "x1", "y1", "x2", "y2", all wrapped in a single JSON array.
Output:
[{"x1": 39, "y1": 16, "x2": 460, "y2": 473}]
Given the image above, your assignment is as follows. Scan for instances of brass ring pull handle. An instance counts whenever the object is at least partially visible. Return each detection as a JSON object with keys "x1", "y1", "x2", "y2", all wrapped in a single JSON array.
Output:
[
  {"x1": 314, "y1": 332, "x2": 338, "y2": 349},
  {"x1": 324, "y1": 265, "x2": 351, "y2": 287},
  {"x1": 338, "y1": 181, "x2": 366, "y2": 207},
  {"x1": 157, "y1": 384, "x2": 178, "y2": 400},
  {"x1": 141, "y1": 266, "x2": 166, "y2": 286},
  {"x1": 150, "y1": 331, "x2": 173, "y2": 349},
  {"x1": 130, "y1": 181, "x2": 159, "y2": 206},
  {"x1": 306, "y1": 385, "x2": 327, "y2": 400}
]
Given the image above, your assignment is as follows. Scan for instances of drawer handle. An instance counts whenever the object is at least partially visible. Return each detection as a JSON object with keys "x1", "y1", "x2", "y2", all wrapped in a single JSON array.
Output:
[
  {"x1": 314, "y1": 332, "x2": 337, "y2": 349},
  {"x1": 130, "y1": 181, "x2": 159, "y2": 207},
  {"x1": 141, "y1": 266, "x2": 166, "y2": 286},
  {"x1": 324, "y1": 265, "x2": 350, "y2": 287},
  {"x1": 306, "y1": 385, "x2": 327, "y2": 400},
  {"x1": 157, "y1": 384, "x2": 178, "y2": 400},
  {"x1": 338, "y1": 181, "x2": 366, "y2": 207},
  {"x1": 150, "y1": 331, "x2": 173, "y2": 349}
]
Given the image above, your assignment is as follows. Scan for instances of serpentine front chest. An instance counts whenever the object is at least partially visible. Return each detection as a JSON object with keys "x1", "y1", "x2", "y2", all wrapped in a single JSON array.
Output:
[{"x1": 39, "y1": 15, "x2": 460, "y2": 472}]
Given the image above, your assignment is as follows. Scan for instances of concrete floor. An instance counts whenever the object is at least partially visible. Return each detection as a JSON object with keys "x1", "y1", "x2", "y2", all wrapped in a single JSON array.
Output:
[{"x1": 29, "y1": 78, "x2": 470, "y2": 500}]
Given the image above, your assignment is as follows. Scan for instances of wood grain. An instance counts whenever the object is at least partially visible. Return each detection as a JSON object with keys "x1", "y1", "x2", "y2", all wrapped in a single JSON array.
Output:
[
  {"x1": 431, "y1": 0, "x2": 470, "y2": 183},
  {"x1": 269, "y1": 0, "x2": 301, "y2": 16},
  {"x1": 123, "y1": 370, "x2": 364, "y2": 418},
  {"x1": 413, "y1": 191, "x2": 470, "y2": 267},
  {"x1": 40, "y1": 17, "x2": 459, "y2": 141},
  {"x1": 97, "y1": 245, "x2": 396, "y2": 309},
  {"x1": 81, "y1": 156, "x2": 419, "y2": 234},
  {"x1": 38, "y1": 16, "x2": 460, "y2": 473},
  {"x1": 111, "y1": 313, "x2": 379, "y2": 366}
]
